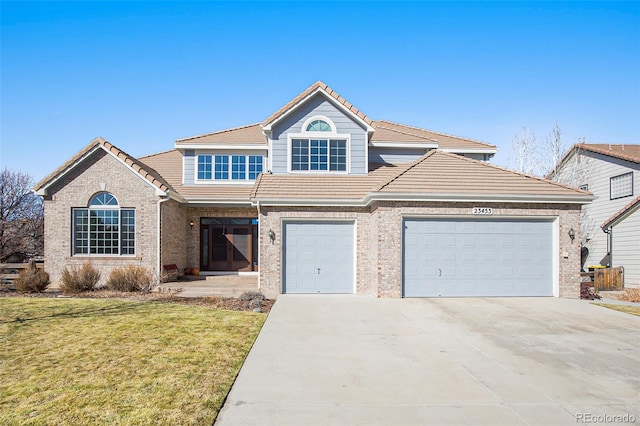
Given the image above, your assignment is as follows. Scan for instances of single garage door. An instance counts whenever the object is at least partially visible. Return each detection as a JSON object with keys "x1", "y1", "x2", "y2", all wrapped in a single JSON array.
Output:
[
  {"x1": 283, "y1": 221, "x2": 354, "y2": 294},
  {"x1": 403, "y1": 218, "x2": 553, "y2": 297}
]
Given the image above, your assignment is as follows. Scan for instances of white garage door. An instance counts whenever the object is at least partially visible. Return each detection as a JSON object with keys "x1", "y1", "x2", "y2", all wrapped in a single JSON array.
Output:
[
  {"x1": 283, "y1": 221, "x2": 354, "y2": 294},
  {"x1": 403, "y1": 218, "x2": 553, "y2": 297}
]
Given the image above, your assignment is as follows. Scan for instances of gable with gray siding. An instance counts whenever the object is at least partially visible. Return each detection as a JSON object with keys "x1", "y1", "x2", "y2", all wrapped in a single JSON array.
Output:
[
  {"x1": 611, "y1": 209, "x2": 640, "y2": 286},
  {"x1": 554, "y1": 150, "x2": 640, "y2": 275},
  {"x1": 269, "y1": 93, "x2": 368, "y2": 175}
]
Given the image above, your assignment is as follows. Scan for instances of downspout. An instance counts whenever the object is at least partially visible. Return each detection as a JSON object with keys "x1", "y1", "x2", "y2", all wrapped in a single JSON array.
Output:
[
  {"x1": 256, "y1": 200, "x2": 261, "y2": 291},
  {"x1": 157, "y1": 196, "x2": 170, "y2": 283},
  {"x1": 603, "y1": 227, "x2": 613, "y2": 267}
]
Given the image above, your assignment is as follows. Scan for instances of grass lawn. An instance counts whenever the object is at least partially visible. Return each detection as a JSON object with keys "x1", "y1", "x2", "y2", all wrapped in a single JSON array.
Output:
[
  {"x1": 0, "y1": 297, "x2": 266, "y2": 425},
  {"x1": 593, "y1": 303, "x2": 640, "y2": 317}
]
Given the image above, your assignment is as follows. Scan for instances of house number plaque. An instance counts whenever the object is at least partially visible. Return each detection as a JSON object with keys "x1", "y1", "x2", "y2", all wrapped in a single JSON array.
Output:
[{"x1": 472, "y1": 207, "x2": 493, "y2": 215}]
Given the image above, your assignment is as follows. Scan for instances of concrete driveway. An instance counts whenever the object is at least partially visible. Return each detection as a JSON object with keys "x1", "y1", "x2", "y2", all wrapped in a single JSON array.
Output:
[{"x1": 216, "y1": 296, "x2": 640, "y2": 425}]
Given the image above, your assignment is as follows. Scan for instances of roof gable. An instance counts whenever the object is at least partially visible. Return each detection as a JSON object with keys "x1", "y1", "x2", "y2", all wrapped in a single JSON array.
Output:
[
  {"x1": 34, "y1": 137, "x2": 172, "y2": 196},
  {"x1": 602, "y1": 195, "x2": 640, "y2": 229},
  {"x1": 553, "y1": 143, "x2": 640, "y2": 178},
  {"x1": 262, "y1": 81, "x2": 374, "y2": 132}
]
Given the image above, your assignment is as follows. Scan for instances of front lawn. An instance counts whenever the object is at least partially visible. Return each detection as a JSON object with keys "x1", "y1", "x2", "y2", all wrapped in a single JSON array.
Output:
[
  {"x1": 593, "y1": 303, "x2": 640, "y2": 317},
  {"x1": 0, "y1": 298, "x2": 266, "y2": 425}
]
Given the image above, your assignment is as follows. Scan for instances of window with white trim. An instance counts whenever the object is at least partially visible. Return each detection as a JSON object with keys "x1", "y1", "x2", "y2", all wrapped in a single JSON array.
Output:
[
  {"x1": 197, "y1": 154, "x2": 263, "y2": 181},
  {"x1": 291, "y1": 139, "x2": 347, "y2": 171},
  {"x1": 290, "y1": 117, "x2": 347, "y2": 172},
  {"x1": 610, "y1": 172, "x2": 633, "y2": 200},
  {"x1": 72, "y1": 192, "x2": 135, "y2": 255}
]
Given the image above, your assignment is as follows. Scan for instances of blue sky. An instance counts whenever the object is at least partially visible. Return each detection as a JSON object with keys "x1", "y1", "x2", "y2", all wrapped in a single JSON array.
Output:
[{"x1": 1, "y1": 1, "x2": 639, "y2": 181}]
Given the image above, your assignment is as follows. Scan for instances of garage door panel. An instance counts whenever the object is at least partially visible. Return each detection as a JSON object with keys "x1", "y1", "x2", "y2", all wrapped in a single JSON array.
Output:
[
  {"x1": 403, "y1": 218, "x2": 553, "y2": 297},
  {"x1": 283, "y1": 221, "x2": 354, "y2": 294}
]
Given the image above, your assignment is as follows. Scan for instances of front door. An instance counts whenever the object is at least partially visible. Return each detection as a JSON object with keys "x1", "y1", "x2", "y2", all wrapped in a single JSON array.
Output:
[{"x1": 200, "y1": 220, "x2": 256, "y2": 272}]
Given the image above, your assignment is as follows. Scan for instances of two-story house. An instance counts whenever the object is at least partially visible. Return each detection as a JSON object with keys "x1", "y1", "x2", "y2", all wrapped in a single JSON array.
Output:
[
  {"x1": 35, "y1": 81, "x2": 592, "y2": 298},
  {"x1": 551, "y1": 144, "x2": 640, "y2": 287}
]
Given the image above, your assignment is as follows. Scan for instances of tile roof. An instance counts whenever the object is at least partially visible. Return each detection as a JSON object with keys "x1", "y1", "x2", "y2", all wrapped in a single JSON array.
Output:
[
  {"x1": 175, "y1": 123, "x2": 266, "y2": 146},
  {"x1": 378, "y1": 150, "x2": 591, "y2": 197},
  {"x1": 601, "y1": 195, "x2": 640, "y2": 229},
  {"x1": 575, "y1": 143, "x2": 640, "y2": 164},
  {"x1": 249, "y1": 163, "x2": 405, "y2": 201},
  {"x1": 250, "y1": 150, "x2": 591, "y2": 204},
  {"x1": 139, "y1": 149, "x2": 254, "y2": 201},
  {"x1": 34, "y1": 137, "x2": 172, "y2": 194},
  {"x1": 550, "y1": 143, "x2": 640, "y2": 180},
  {"x1": 262, "y1": 81, "x2": 373, "y2": 128},
  {"x1": 371, "y1": 120, "x2": 496, "y2": 150}
]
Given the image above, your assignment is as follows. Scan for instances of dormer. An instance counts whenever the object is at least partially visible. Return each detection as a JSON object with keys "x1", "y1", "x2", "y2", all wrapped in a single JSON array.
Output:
[{"x1": 262, "y1": 82, "x2": 374, "y2": 175}]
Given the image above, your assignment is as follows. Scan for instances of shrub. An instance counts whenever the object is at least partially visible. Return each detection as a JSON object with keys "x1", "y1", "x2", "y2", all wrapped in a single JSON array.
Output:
[
  {"x1": 619, "y1": 288, "x2": 640, "y2": 303},
  {"x1": 59, "y1": 263, "x2": 100, "y2": 294},
  {"x1": 106, "y1": 265, "x2": 153, "y2": 292},
  {"x1": 15, "y1": 267, "x2": 50, "y2": 293},
  {"x1": 238, "y1": 291, "x2": 266, "y2": 302}
]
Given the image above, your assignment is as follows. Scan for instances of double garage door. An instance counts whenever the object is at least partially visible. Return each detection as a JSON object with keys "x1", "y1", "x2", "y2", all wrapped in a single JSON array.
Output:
[
  {"x1": 282, "y1": 218, "x2": 554, "y2": 297},
  {"x1": 403, "y1": 218, "x2": 553, "y2": 297}
]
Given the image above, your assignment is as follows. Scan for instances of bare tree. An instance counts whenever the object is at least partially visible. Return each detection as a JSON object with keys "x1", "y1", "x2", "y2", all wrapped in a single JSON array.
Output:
[
  {"x1": 0, "y1": 168, "x2": 44, "y2": 262},
  {"x1": 539, "y1": 122, "x2": 565, "y2": 177},
  {"x1": 509, "y1": 126, "x2": 537, "y2": 174}
]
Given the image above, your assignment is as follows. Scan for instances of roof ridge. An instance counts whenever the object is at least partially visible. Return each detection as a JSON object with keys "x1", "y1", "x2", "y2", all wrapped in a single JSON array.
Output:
[
  {"x1": 138, "y1": 148, "x2": 178, "y2": 160},
  {"x1": 373, "y1": 123, "x2": 437, "y2": 142},
  {"x1": 250, "y1": 171, "x2": 265, "y2": 198},
  {"x1": 601, "y1": 194, "x2": 640, "y2": 229},
  {"x1": 176, "y1": 122, "x2": 262, "y2": 143},
  {"x1": 262, "y1": 81, "x2": 373, "y2": 128},
  {"x1": 375, "y1": 120, "x2": 496, "y2": 148},
  {"x1": 576, "y1": 143, "x2": 640, "y2": 164},
  {"x1": 34, "y1": 137, "x2": 105, "y2": 191},
  {"x1": 376, "y1": 150, "x2": 439, "y2": 191},
  {"x1": 433, "y1": 150, "x2": 591, "y2": 195},
  {"x1": 101, "y1": 141, "x2": 174, "y2": 192}
]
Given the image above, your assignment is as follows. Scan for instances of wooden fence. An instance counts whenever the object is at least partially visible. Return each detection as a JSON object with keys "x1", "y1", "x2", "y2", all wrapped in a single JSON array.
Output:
[
  {"x1": 594, "y1": 266, "x2": 625, "y2": 291},
  {"x1": 0, "y1": 262, "x2": 45, "y2": 285}
]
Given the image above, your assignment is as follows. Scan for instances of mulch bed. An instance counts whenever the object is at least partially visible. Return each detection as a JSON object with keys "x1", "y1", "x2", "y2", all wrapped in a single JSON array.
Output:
[{"x1": 0, "y1": 285, "x2": 274, "y2": 313}]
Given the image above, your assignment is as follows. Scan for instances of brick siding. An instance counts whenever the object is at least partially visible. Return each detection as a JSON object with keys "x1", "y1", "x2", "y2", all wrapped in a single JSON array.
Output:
[
  {"x1": 259, "y1": 202, "x2": 582, "y2": 299},
  {"x1": 43, "y1": 150, "x2": 160, "y2": 287}
]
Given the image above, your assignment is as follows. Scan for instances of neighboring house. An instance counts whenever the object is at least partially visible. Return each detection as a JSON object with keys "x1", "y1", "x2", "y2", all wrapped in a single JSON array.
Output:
[
  {"x1": 550, "y1": 143, "x2": 640, "y2": 287},
  {"x1": 34, "y1": 81, "x2": 592, "y2": 299}
]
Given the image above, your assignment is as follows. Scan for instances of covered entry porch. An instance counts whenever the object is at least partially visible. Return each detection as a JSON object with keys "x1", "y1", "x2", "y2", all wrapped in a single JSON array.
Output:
[{"x1": 200, "y1": 218, "x2": 258, "y2": 272}]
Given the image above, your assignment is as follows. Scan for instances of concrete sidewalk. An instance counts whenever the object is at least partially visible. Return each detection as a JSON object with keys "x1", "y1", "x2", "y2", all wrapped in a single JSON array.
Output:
[{"x1": 216, "y1": 296, "x2": 640, "y2": 426}]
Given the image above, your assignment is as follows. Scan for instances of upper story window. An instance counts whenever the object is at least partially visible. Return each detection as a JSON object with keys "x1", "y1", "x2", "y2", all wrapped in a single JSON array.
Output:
[
  {"x1": 292, "y1": 139, "x2": 347, "y2": 171},
  {"x1": 72, "y1": 192, "x2": 135, "y2": 256},
  {"x1": 197, "y1": 154, "x2": 263, "y2": 182},
  {"x1": 306, "y1": 119, "x2": 332, "y2": 132},
  {"x1": 289, "y1": 116, "x2": 348, "y2": 173},
  {"x1": 610, "y1": 172, "x2": 633, "y2": 200}
]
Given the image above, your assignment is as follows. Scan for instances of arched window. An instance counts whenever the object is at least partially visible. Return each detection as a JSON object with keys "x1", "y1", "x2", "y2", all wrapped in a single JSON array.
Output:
[
  {"x1": 73, "y1": 192, "x2": 135, "y2": 255},
  {"x1": 90, "y1": 192, "x2": 118, "y2": 206},
  {"x1": 291, "y1": 116, "x2": 347, "y2": 172},
  {"x1": 306, "y1": 119, "x2": 332, "y2": 132}
]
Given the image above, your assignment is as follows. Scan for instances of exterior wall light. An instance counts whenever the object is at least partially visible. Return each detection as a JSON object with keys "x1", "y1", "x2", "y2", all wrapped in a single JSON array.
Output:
[
  {"x1": 268, "y1": 229, "x2": 276, "y2": 243},
  {"x1": 190, "y1": 220, "x2": 195, "y2": 228},
  {"x1": 568, "y1": 228, "x2": 575, "y2": 242}
]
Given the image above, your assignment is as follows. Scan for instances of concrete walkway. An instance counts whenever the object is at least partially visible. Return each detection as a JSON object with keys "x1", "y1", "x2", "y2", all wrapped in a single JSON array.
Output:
[
  {"x1": 216, "y1": 296, "x2": 640, "y2": 426},
  {"x1": 156, "y1": 275, "x2": 258, "y2": 298}
]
